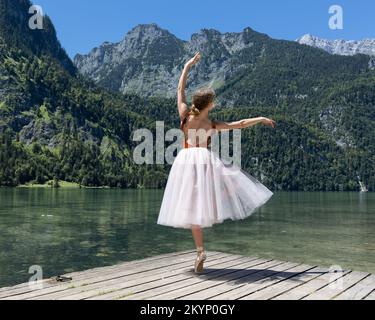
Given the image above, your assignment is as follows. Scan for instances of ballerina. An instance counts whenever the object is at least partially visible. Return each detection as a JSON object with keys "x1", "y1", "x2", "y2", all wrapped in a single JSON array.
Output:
[{"x1": 157, "y1": 52, "x2": 276, "y2": 273}]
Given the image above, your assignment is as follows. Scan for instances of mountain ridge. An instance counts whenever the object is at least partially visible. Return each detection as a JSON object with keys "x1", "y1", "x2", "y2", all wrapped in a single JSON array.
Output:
[
  {"x1": 0, "y1": 2, "x2": 169, "y2": 188},
  {"x1": 73, "y1": 23, "x2": 274, "y2": 99},
  {"x1": 74, "y1": 23, "x2": 374, "y2": 102},
  {"x1": 73, "y1": 23, "x2": 375, "y2": 191},
  {"x1": 1, "y1": 2, "x2": 374, "y2": 191},
  {"x1": 297, "y1": 34, "x2": 375, "y2": 57}
]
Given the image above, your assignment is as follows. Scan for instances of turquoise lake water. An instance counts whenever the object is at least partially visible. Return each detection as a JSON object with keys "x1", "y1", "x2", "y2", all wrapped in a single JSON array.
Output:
[{"x1": 0, "y1": 189, "x2": 374, "y2": 287}]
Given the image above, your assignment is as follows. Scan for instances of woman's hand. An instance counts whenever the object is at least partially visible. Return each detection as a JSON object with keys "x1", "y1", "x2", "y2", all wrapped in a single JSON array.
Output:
[
  {"x1": 185, "y1": 52, "x2": 201, "y2": 68},
  {"x1": 261, "y1": 117, "x2": 276, "y2": 128}
]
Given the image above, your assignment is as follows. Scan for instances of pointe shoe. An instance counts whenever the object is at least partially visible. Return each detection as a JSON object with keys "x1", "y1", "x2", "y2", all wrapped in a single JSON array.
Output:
[{"x1": 194, "y1": 250, "x2": 207, "y2": 273}]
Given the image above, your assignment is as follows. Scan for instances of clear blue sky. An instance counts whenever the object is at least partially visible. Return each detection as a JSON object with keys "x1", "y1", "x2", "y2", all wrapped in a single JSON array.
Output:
[{"x1": 34, "y1": 0, "x2": 374, "y2": 58}]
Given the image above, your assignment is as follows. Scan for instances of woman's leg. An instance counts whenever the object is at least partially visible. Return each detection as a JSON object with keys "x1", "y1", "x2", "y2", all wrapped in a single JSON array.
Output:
[
  {"x1": 191, "y1": 225, "x2": 206, "y2": 273},
  {"x1": 191, "y1": 225, "x2": 204, "y2": 250}
]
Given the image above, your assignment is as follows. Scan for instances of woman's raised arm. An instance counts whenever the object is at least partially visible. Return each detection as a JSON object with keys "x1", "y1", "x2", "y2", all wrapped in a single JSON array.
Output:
[
  {"x1": 214, "y1": 117, "x2": 276, "y2": 130},
  {"x1": 178, "y1": 52, "x2": 201, "y2": 119}
]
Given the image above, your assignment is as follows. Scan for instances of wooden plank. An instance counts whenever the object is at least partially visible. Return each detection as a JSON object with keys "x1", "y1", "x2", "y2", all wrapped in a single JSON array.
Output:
[
  {"x1": 1, "y1": 251, "x2": 201, "y2": 299},
  {"x1": 1, "y1": 251, "x2": 223, "y2": 300},
  {"x1": 34, "y1": 252, "x2": 245, "y2": 300},
  {"x1": 364, "y1": 290, "x2": 375, "y2": 300},
  {"x1": 302, "y1": 271, "x2": 370, "y2": 300},
  {"x1": 212, "y1": 262, "x2": 304, "y2": 300},
  {"x1": 117, "y1": 259, "x2": 280, "y2": 300},
  {"x1": 62, "y1": 250, "x2": 198, "y2": 278},
  {"x1": 176, "y1": 260, "x2": 289, "y2": 300},
  {"x1": 333, "y1": 274, "x2": 375, "y2": 300},
  {"x1": 0, "y1": 250, "x2": 197, "y2": 297},
  {"x1": 208, "y1": 261, "x2": 300, "y2": 300},
  {"x1": 1, "y1": 250, "x2": 374, "y2": 301},
  {"x1": 91, "y1": 255, "x2": 263, "y2": 300},
  {"x1": 9, "y1": 252, "x2": 225, "y2": 300},
  {"x1": 147, "y1": 258, "x2": 276, "y2": 300},
  {"x1": 239, "y1": 264, "x2": 321, "y2": 300},
  {"x1": 238, "y1": 264, "x2": 317, "y2": 300},
  {"x1": 273, "y1": 268, "x2": 350, "y2": 300},
  {"x1": 0, "y1": 250, "x2": 196, "y2": 293}
]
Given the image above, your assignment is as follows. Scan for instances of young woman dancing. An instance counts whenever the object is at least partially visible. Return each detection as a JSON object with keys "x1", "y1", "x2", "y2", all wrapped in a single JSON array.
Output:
[{"x1": 157, "y1": 52, "x2": 276, "y2": 273}]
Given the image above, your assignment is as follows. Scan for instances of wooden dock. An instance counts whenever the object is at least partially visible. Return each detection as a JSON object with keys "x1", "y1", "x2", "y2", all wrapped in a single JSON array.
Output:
[{"x1": 0, "y1": 250, "x2": 374, "y2": 300}]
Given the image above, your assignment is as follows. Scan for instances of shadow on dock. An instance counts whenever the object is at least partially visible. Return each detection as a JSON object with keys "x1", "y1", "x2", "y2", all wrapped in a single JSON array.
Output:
[{"x1": 183, "y1": 267, "x2": 348, "y2": 285}]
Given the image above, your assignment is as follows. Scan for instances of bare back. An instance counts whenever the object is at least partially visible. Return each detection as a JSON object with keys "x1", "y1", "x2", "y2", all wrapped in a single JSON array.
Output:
[{"x1": 181, "y1": 114, "x2": 216, "y2": 148}]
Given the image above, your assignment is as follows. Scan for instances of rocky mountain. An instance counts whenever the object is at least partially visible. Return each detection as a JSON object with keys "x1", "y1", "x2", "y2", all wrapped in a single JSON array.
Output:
[
  {"x1": 75, "y1": 24, "x2": 375, "y2": 105},
  {"x1": 74, "y1": 23, "x2": 272, "y2": 99},
  {"x1": 74, "y1": 24, "x2": 375, "y2": 192},
  {"x1": 0, "y1": 0, "x2": 169, "y2": 188},
  {"x1": 1, "y1": 1, "x2": 374, "y2": 191},
  {"x1": 74, "y1": 23, "x2": 375, "y2": 154},
  {"x1": 297, "y1": 34, "x2": 375, "y2": 57},
  {"x1": 0, "y1": 0, "x2": 75, "y2": 74}
]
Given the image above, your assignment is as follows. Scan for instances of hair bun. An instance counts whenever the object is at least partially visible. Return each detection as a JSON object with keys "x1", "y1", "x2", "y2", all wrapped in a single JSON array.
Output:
[{"x1": 192, "y1": 104, "x2": 200, "y2": 113}]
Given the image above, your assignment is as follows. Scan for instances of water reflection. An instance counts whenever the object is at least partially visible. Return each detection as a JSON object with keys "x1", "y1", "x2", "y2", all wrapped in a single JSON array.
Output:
[{"x1": 0, "y1": 189, "x2": 374, "y2": 287}]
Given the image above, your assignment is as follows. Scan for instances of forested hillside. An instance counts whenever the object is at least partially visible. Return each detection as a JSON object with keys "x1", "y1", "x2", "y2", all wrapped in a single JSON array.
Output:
[{"x1": 0, "y1": 0, "x2": 374, "y2": 191}]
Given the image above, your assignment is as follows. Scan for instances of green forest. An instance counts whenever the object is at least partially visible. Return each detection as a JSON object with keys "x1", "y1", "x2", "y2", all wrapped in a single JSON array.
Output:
[{"x1": 0, "y1": 0, "x2": 374, "y2": 191}]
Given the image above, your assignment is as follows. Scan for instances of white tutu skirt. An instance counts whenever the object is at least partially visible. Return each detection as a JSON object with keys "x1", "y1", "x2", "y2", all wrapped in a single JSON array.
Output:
[{"x1": 157, "y1": 147, "x2": 273, "y2": 229}]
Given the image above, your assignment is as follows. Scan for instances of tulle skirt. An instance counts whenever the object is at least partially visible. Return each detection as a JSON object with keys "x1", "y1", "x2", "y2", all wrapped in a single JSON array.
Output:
[{"x1": 157, "y1": 147, "x2": 273, "y2": 229}]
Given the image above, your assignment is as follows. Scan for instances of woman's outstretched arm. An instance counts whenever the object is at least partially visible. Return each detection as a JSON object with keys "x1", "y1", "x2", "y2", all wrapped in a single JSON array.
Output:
[
  {"x1": 214, "y1": 117, "x2": 276, "y2": 130},
  {"x1": 178, "y1": 52, "x2": 201, "y2": 119}
]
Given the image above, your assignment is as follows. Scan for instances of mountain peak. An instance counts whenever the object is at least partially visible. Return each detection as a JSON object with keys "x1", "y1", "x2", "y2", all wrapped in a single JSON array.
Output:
[
  {"x1": 296, "y1": 34, "x2": 315, "y2": 42},
  {"x1": 74, "y1": 24, "x2": 277, "y2": 96},
  {"x1": 134, "y1": 22, "x2": 162, "y2": 30},
  {"x1": 190, "y1": 28, "x2": 222, "y2": 42},
  {"x1": 297, "y1": 34, "x2": 375, "y2": 56},
  {"x1": 124, "y1": 23, "x2": 173, "y2": 41},
  {"x1": 243, "y1": 26, "x2": 257, "y2": 33},
  {"x1": 199, "y1": 28, "x2": 221, "y2": 35}
]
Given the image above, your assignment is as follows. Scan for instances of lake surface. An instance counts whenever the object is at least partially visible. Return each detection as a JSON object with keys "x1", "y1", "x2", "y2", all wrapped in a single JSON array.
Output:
[{"x1": 0, "y1": 189, "x2": 374, "y2": 288}]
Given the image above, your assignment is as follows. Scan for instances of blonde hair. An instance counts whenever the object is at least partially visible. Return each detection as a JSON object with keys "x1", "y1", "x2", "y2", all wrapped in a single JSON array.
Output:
[{"x1": 188, "y1": 87, "x2": 216, "y2": 116}]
